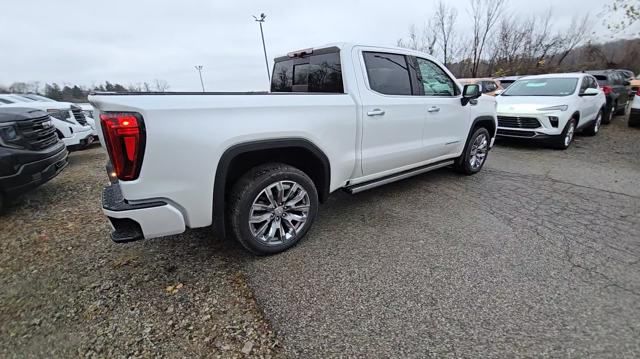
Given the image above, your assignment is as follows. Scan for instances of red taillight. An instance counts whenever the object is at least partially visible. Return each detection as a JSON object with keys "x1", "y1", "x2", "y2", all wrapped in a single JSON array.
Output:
[
  {"x1": 601, "y1": 85, "x2": 613, "y2": 95},
  {"x1": 100, "y1": 112, "x2": 146, "y2": 181},
  {"x1": 636, "y1": 88, "x2": 640, "y2": 96}
]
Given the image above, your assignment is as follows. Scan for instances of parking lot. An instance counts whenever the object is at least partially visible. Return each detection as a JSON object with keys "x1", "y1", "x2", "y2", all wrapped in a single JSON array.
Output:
[{"x1": 1, "y1": 116, "x2": 639, "y2": 357}]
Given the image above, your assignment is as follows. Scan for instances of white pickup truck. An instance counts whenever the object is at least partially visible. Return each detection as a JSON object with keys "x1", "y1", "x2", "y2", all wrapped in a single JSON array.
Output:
[{"x1": 90, "y1": 43, "x2": 497, "y2": 255}]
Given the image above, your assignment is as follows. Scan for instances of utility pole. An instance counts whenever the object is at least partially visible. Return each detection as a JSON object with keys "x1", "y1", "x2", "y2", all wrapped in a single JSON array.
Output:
[
  {"x1": 195, "y1": 65, "x2": 205, "y2": 92},
  {"x1": 253, "y1": 13, "x2": 271, "y2": 83}
]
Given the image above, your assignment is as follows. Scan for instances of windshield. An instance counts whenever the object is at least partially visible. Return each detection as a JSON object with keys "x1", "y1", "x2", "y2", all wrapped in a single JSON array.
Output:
[{"x1": 502, "y1": 78, "x2": 578, "y2": 97}]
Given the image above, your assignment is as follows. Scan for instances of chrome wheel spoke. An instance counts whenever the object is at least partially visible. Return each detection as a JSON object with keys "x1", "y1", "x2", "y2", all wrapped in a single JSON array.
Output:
[
  {"x1": 249, "y1": 212, "x2": 272, "y2": 223},
  {"x1": 255, "y1": 221, "x2": 270, "y2": 237},
  {"x1": 276, "y1": 181, "x2": 285, "y2": 204},
  {"x1": 249, "y1": 180, "x2": 310, "y2": 245},
  {"x1": 264, "y1": 186, "x2": 277, "y2": 207},
  {"x1": 252, "y1": 203, "x2": 273, "y2": 211}
]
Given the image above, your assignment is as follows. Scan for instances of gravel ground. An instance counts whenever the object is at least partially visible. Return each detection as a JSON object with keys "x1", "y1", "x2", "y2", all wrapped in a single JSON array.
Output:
[
  {"x1": 0, "y1": 146, "x2": 284, "y2": 358},
  {"x1": 1, "y1": 115, "x2": 639, "y2": 358}
]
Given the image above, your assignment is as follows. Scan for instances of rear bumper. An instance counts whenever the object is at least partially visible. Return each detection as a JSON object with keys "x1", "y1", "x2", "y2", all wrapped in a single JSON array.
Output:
[
  {"x1": 0, "y1": 146, "x2": 68, "y2": 197},
  {"x1": 102, "y1": 183, "x2": 186, "y2": 243}
]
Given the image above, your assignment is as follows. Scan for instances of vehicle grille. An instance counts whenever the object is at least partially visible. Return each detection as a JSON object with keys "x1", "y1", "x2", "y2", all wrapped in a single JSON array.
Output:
[
  {"x1": 71, "y1": 107, "x2": 88, "y2": 126},
  {"x1": 497, "y1": 116, "x2": 541, "y2": 129},
  {"x1": 16, "y1": 115, "x2": 60, "y2": 150},
  {"x1": 497, "y1": 129, "x2": 537, "y2": 138}
]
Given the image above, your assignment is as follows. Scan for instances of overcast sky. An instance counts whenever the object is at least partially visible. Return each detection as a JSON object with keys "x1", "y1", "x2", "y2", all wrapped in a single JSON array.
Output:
[{"x1": 0, "y1": 0, "x2": 613, "y2": 91}]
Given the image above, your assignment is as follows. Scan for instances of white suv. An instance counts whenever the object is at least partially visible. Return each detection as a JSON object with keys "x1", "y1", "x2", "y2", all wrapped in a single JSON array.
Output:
[{"x1": 496, "y1": 73, "x2": 607, "y2": 149}]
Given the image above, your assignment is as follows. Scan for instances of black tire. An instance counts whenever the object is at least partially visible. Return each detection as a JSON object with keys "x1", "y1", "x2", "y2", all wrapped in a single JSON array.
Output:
[
  {"x1": 602, "y1": 105, "x2": 614, "y2": 124},
  {"x1": 615, "y1": 100, "x2": 627, "y2": 115},
  {"x1": 583, "y1": 110, "x2": 603, "y2": 136},
  {"x1": 228, "y1": 163, "x2": 319, "y2": 255},
  {"x1": 552, "y1": 118, "x2": 576, "y2": 150},
  {"x1": 629, "y1": 116, "x2": 640, "y2": 127},
  {"x1": 454, "y1": 127, "x2": 491, "y2": 175}
]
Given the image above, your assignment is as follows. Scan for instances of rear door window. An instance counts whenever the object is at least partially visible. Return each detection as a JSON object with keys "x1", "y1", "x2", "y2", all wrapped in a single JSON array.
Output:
[
  {"x1": 271, "y1": 49, "x2": 344, "y2": 93},
  {"x1": 363, "y1": 52, "x2": 413, "y2": 96}
]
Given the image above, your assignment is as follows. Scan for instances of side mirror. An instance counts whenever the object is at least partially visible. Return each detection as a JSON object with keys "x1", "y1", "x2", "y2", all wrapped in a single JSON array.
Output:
[
  {"x1": 580, "y1": 88, "x2": 599, "y2": 96},
  {"x1": 494, "y1": 89, "x2": 504, "y2": 96},
  {"x1": 461, "y1": 84, "x2": 481, "y2": 106}
]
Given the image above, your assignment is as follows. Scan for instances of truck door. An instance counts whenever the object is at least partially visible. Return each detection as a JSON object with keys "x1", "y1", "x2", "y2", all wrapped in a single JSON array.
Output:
[
  {"x1": 358, "y1": 51, "x2": 429, "y2": 176},
  {"x1": 411, "y1": 56, "x2": 468, "y2": 159}
]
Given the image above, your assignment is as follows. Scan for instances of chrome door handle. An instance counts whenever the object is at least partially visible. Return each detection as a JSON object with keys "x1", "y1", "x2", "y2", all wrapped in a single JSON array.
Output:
[
  {"x1": 427, "y1": 106, "x2": 440, "y2": 113},
  {"x1": 367, "y1": 109, "x2": 385, "y2": 116}
]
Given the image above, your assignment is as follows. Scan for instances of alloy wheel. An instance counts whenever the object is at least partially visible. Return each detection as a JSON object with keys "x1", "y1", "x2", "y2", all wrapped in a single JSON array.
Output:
[
  {"x1": 469, "y1": 133, "x2": 488, "y2": 170},
  {"x1": 248, "y1": 180, "x2": 310, "y2": 245},
  {"x1": 564, "y1": 122, "x2": 575, "y2": 147}
]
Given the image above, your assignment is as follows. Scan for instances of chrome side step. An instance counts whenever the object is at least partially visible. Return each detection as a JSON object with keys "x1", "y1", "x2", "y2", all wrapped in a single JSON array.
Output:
[{"x1": 345, "y1": 160, "x2": 454, "y2": 194}]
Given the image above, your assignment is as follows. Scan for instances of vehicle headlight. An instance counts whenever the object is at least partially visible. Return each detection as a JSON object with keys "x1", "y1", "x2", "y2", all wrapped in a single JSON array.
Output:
[
  {"x1": 0, "y1": 124, "x2": 18, "y2": 141},
  {"x1": 537, "y1": 105, "x2": 568, "y2": 112},
  {"x1": 0, "y1": 123, "x2": 21, "y2": 148}
]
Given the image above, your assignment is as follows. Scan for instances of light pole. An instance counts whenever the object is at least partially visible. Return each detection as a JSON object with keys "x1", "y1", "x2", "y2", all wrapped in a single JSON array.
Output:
[
  {"x1": 195, "y1": 65, "x2": 205, "y2": 92},
  {"x1": 253, "y1": 13, "x2": 271, "y2": 83}
]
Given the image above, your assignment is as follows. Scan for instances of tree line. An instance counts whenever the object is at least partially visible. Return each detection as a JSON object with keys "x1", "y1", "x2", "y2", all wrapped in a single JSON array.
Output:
[
  {"x1": 0, "y1": 80, "x2": 170, "y2": 103},
  {"x1": 397, "y1": 0, "x2": 640, "y2": 78}
]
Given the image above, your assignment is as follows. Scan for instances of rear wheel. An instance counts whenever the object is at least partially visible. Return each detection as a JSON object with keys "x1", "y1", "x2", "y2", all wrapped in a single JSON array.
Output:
[
  {"x1": 455, "y1": 127, "x2": 490, "y2": 175},
  {"x1": 228, "y1": 163, "x2": 318, "y2": 255},
  {"x1": 603, "y1": 105, "x2": 615, "y2": 124},
  {"x1": 583, "y1": 110, "x2": 602, "y2": 136},
  {"x1": 552, "y1": 119, "x2": 576, "y2": 150}
]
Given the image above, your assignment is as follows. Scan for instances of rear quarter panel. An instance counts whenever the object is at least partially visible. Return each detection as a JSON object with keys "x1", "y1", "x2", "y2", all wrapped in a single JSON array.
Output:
[{"x1": 90, "y1": 94, "x2": 357, "y2": 228}]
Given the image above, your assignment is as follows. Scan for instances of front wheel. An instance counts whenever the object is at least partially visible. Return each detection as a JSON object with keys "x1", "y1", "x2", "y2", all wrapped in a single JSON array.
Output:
[
  {"x1": 455, "y1": 127, "x2": 491, "y2": 175},
  {"x1": 603, "y1": 104, "x2": 615, "y2": 124},
  {"x1": 228, "y1": 163, "x2": 319, "y2": 255},
  {"x1": 583, "y1": 110, "x2": 602, "y2": 136},
  {"x1": 552, "y1": 119, "x2": 576, "y2": 150}
]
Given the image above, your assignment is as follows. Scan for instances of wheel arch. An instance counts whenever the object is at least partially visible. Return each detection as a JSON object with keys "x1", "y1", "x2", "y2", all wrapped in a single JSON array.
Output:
[
  {"x1": 213, "y1": 138, "x2": 331, "y2": 239},
  {"x1": 469, "y1": 115, "x2": 496, "y2": 140}
]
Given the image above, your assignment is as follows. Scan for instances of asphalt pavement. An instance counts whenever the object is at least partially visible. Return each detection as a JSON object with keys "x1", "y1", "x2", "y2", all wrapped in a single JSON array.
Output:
[{"x1": 241, "y1": 116, "x2": 640, "y2": 358}]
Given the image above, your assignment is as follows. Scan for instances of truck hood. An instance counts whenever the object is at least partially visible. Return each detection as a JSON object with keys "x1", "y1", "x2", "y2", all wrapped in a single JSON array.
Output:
[{"x1": 496, "y1": 96, "x2": 570, "y2": 114}]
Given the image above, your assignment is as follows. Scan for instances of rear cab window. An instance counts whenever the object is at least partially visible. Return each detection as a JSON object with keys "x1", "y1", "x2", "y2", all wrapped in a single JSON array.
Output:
[
  {"x1": 363, "y1": 52, "x2": 413, "y2": 96},
  {"x1": 271, "y1": 47, "x2": 344, "y2": 93}
]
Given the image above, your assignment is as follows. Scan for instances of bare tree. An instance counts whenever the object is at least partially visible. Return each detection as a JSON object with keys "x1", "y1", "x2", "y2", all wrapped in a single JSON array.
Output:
[
  {"x1": 9, "y1": 82, "x2": 29, "y2": 93},
  {"x1": 556, "y1": 14, "x2": 591, "y2": 66},
  {"x1": 143, "y1": 82, "x2": 152, "y2": 92},
  {"x1": 605, "y1": 0, "x2": 640, "y2": 32},
  {"x1": 469, "y1": 0, "x2": 507, "y2": 77},
  {"x1": 434, "y1": 1, "x2": 459, "y2": 66},
  {"x1": 153, "y1": 79, "x2": 170, "y2": 92},
  {"x1": 397, "y1": 21, "x2": 438, "y2": 55}
]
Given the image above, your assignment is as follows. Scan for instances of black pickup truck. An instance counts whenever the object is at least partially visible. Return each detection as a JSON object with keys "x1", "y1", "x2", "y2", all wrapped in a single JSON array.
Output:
[{"x1": 0, "y1": 108, "x2": 68, "y2": 212}]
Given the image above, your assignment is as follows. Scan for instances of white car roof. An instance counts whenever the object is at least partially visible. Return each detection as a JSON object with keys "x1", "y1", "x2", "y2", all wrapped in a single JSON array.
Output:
[
  {"x1": 0, "y1": 94, "x2": 32, "y2": 102},
  {"x1": 519, "y1": 73, "x2": 587, "y2": 80}
]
